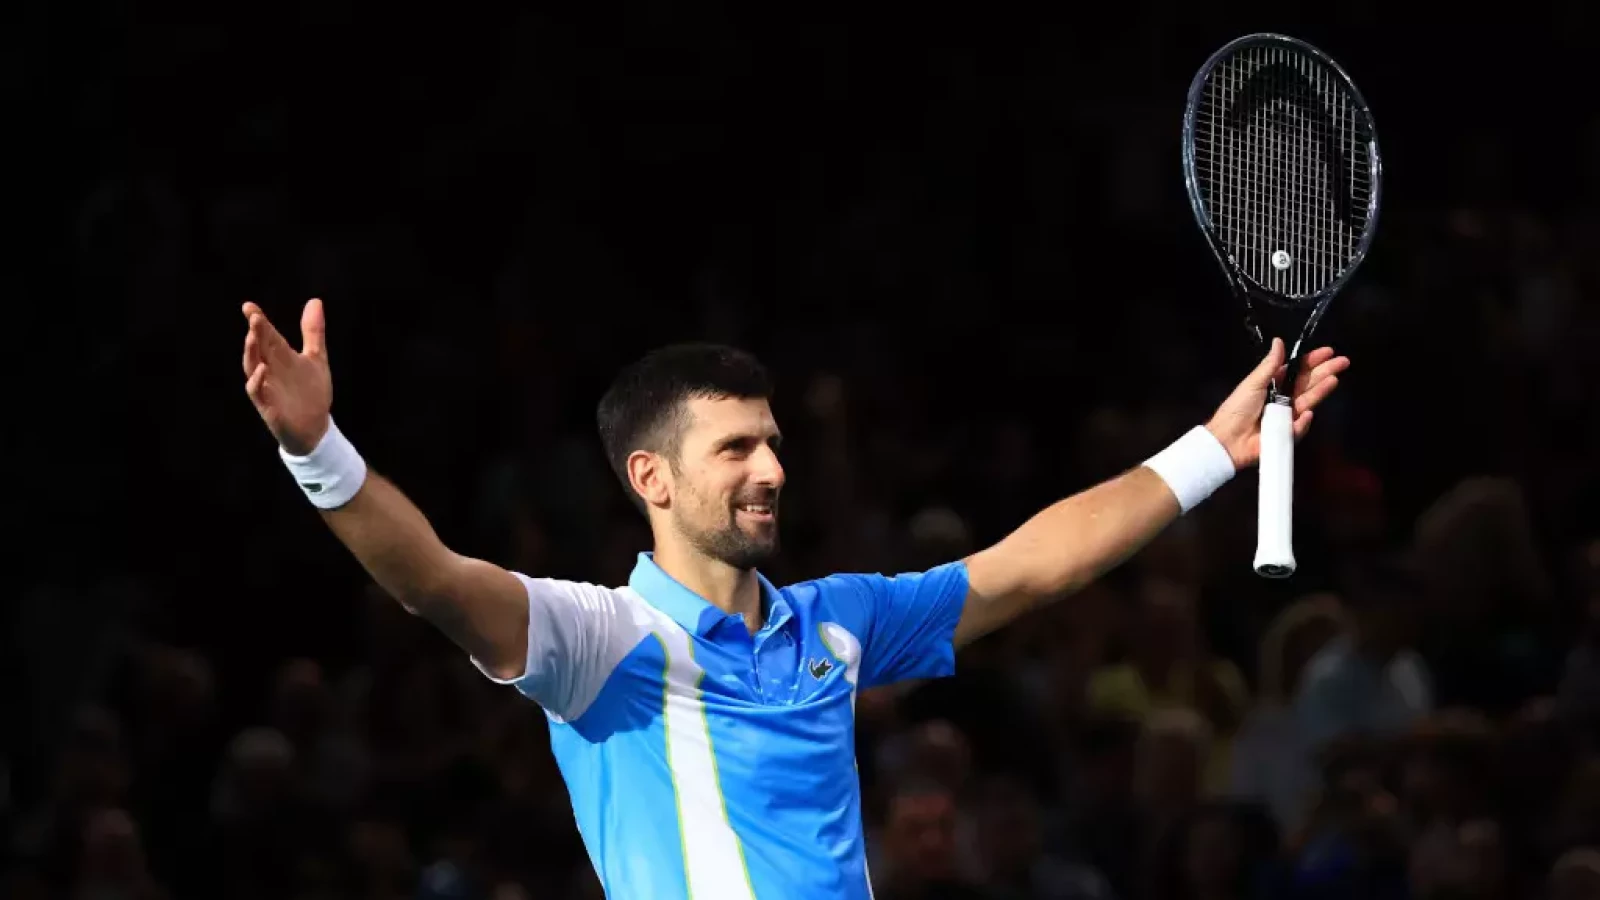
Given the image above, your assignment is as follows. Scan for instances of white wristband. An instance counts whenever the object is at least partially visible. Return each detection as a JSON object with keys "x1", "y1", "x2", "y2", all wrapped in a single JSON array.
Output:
[
  {"x1": 1143, "y1": 426, "x2": 1236, "y2": 514},
  {"x1": 279, "y1": 418, "x2": 368, "y2": 509}
]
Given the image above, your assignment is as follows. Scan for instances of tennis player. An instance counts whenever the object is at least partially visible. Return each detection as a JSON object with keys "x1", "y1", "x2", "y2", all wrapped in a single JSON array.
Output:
[{"x1": 241, "y1": 298, "x2": 1347, "y2": 899}]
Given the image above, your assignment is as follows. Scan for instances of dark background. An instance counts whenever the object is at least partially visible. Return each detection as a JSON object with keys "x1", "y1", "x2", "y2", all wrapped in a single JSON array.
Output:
[{"x1": 9, "y1": 2, "x2": 1600, "y2": 898}]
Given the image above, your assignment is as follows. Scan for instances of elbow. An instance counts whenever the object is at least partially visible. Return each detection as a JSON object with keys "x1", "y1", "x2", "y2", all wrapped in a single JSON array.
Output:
[
  {"x1": 1014, "y1": 563, "x2": 1092, "y2": 603},
  {"x1": 386, "y1": 572, "x2": 456, "y2": 619},
  {"x1": 393, "y1": 591, "x2": 430, "y2": 618},
  {"x1": 481, "y1": 657, "x2": 527, "y2": 682},
  {"x1": 377, "y1": 581, "x2": 436, "y2": 619}
]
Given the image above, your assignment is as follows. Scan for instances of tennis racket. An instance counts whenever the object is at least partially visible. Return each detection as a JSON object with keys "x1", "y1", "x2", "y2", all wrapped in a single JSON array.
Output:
[{"x1": 1181, "y1": 33, "x2": 1382, "y2": 579}]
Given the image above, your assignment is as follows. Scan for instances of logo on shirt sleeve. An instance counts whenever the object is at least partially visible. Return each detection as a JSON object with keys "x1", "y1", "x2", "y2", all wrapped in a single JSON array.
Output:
[{"x1": 807, "y1": 657, "x2": 835, "y2": 680}]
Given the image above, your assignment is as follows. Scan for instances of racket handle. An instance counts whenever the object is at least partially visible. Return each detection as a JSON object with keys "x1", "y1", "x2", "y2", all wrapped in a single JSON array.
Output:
[{"x1": 1253, "y1": 398, "x2": 1297, "y2": 578}]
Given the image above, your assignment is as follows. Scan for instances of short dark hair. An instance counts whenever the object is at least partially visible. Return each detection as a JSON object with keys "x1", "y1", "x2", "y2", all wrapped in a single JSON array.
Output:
[{"x1": 596, "y1": 343, "x2": 773, "y2": 508}]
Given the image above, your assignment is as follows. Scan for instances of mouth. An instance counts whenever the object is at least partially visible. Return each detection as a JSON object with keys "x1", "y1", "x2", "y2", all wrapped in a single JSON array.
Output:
[{"x1": 734, "y1": 502, "x2": 775, "y2": 523}]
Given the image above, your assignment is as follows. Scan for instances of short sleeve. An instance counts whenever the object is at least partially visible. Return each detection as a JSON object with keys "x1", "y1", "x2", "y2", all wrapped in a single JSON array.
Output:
[
  {"x1": 476, "y1": 575, "x2": 645, "y2": 723},
  {"x1": 819, "y1": 561, "x2": 970, "y2": 689}
]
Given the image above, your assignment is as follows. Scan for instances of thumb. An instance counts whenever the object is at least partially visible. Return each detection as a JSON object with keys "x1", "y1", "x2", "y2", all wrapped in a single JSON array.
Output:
[
  {"x1": 301, "y1": 298, "x2": 327, "y2": 359},
  {"x1": 1249, "y1": 337, "x2": 1285, "y2": 387}
]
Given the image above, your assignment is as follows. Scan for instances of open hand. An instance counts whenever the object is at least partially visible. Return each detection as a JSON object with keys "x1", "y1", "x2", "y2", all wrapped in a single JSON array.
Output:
[
  {"x1": 242, "y1": 298, "x2": 332, "y2": 455},
  {"x1": 1205, "y1": 338, "x2": 1349, "y2": 469}
]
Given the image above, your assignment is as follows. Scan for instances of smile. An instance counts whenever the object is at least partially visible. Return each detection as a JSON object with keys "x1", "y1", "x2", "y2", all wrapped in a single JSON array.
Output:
[{"x1": 735, "y1": 504, "x2": 774, "y2": 522}]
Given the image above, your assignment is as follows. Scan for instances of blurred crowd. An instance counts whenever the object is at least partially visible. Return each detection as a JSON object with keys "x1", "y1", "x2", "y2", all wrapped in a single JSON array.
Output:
[
  {"x1": 11, "y1": 201, "x2": 1600, "y2": 899},
  {"x1": 13, "y1": 8, "x2": 1600, "y2": 900}
]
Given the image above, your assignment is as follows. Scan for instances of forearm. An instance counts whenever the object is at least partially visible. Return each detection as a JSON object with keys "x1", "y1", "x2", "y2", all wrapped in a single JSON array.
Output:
[
  {"x1": 960, "y1": 426, "x2": 1234, "y2": 645},
  {"x1": 283, "y1": 424, "x2": 530, "y2": 675},
  {"x1": 278, "y1": 419, "x2": 460, "y2": 605},
  {"x1": 319, "y1": 471, "x2": 460, "y2": 610}
]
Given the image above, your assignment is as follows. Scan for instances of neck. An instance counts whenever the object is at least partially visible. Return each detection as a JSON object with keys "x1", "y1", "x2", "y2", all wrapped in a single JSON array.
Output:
[{"x1": 652, "y1": 541, "x2": 764, "y2": 631}]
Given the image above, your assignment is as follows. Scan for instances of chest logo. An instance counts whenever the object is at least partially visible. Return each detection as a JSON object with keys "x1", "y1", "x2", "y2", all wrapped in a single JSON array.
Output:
[{"x1": 807, "y1": 657, "x2": 835, "y2": 680}]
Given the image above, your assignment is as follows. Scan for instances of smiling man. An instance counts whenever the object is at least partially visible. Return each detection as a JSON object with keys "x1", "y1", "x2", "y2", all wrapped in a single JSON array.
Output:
[{"x1": 240, "y1": 298, "x2": 1347, "y2": 899}]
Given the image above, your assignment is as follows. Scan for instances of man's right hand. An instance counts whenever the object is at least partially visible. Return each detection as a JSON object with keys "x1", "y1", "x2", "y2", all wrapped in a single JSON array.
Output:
[{"x1": 242, "y1": 298, "x2": 333, "y2": 455}]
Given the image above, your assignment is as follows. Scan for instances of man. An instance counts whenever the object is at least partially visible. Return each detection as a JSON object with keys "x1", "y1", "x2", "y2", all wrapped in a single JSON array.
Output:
[{"x1": 239, "y1": 298, "x2": 1347, "y2": 898}]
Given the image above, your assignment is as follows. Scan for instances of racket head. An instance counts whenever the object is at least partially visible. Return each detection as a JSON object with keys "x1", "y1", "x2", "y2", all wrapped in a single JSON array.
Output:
[{"x1": 1181, "y1": 33, "x2": 1382, "y2": 312}]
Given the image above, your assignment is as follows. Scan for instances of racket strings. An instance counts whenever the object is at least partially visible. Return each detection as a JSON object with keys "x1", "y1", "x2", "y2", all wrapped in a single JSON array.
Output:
[{"x1": 1191, "y1": 44, "x2": 1374, "y2": 301}]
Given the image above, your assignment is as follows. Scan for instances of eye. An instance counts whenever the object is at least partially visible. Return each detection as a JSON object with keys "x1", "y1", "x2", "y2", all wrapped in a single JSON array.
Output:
[
  {"x1": 717, "y1": 436, "x2": 759, "y2": 458},
  {"x1": 715, "y1": 434, "x2": 782, "y2": 459}
]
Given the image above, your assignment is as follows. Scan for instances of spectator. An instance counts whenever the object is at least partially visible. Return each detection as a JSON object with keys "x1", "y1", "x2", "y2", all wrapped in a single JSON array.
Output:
[
  {"x1": 1550, "y1": 848, "x2": 1600, "y2": 900},
  {"x1": 1228, "y1": 593, "x2": 1344, "y2": 833},
  {"x1": 1089, "y1": 574, "x2": 1249, "y2": 793},
  {"x1": 1292, "y1": 555, "x2": 1433, "y2": 755},
  {"x1": 873, "y1": 778, "x2": 985, "y2": 900},
  {"x1": 1146, "y1": 802, "x2": 1278, "y2": 900},
  {"x1": 970, "y1": 773, "x2": 1114, "y2": 900}
]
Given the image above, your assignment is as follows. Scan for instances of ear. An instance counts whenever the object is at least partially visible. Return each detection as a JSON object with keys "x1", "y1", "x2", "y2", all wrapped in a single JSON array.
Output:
[{"x1": 626, "y1": 450, "x2": 672, "y2": 508}]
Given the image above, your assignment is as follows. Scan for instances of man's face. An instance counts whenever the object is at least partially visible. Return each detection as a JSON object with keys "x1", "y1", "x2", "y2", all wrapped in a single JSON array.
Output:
[{"x1": 658, "y1": 395, "x2": 785, "y2": 570}]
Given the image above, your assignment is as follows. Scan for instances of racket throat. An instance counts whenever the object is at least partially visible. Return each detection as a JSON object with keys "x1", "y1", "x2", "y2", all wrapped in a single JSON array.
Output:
[
  {"x1": 1268, "y1": 355, "x2": 1303, "y2": 405},
  {"x1": 1242, "y1": 302, "x2": 1310, "y2": 402}
]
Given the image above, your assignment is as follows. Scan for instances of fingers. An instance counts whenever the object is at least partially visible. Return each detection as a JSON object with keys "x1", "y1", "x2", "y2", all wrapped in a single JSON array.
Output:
[
  {"x1": 1295, "y1": 348, "x2": 1350, "y2": 394},
  {"x1": 245, "y1": 361, "x2": 267, "y2": 403},
  {"x1": 242, "y1": 329, "x2": 260, "y2": 377},
  {"x1": 241, "y1": 301, "x2": 299, "y2": 365},
  {"x1": 1250, "y1": 337, "x2": 1286, "y2": 387},
  {"x1": 301, "y1": 298, "x2": 327, "y2": 359},
  {"x1": 1299, "y1": 346, "x2": 1337, "y2": 370},
  {"x1": 1294, "y1": 409, "x2": 1314, "y2": 439},
  {"x1": 1294, "y1": 376, "x2": 1339, "y2": 415},
  {"x1": 1291, "y1": 347, "x2": 1351, "y2": 415}
]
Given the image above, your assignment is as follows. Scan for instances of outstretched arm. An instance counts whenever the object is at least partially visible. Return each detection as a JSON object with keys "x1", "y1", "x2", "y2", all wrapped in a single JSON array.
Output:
[
  {"x1": 955, "y1": 338, "x2": 1348, "y2": 647},
  {"x1": 242, "y1": 299, "x2": 530, "y2": 679},
  {"x1": 313, "y1": 471, "x2": 530, "y2": 678}
]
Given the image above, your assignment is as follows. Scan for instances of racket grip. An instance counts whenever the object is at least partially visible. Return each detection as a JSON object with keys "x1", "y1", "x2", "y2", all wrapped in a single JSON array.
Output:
[{"x1": 1252, "y1": 398, "x2": 1296, "y2": 578}]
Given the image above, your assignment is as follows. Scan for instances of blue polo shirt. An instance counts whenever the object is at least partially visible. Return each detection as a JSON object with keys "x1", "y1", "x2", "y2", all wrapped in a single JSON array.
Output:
[{"x1": 481, "y1": 553, "x2": 970, "y2": 899}]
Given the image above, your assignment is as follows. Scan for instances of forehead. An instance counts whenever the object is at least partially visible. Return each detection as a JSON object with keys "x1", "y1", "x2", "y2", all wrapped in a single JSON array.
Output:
[{"x1": 678, "y1": 395, "x2": 779, "y2": 444}]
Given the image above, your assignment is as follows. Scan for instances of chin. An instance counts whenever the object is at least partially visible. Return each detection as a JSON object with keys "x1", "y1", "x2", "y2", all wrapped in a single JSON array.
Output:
[{"x1": 724, "y1": 537, "x2": 779, "y2": 571}]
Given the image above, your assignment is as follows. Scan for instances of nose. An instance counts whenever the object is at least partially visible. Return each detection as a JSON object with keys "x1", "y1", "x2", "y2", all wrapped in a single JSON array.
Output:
[{"x1": 752, "y1": 443, "x2": 785, "y2": 489}]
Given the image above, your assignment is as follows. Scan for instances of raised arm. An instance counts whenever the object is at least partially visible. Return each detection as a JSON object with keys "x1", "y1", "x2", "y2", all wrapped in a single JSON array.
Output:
[
  {"x1": 241, "y1": 299, "x2": 529, "y2": 679},
  {"x1": 956, "y1": 338, "x2": 1349, "y2": 647}
]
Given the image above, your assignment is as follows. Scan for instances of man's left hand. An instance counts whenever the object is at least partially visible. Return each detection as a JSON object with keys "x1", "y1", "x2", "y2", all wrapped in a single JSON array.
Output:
[{"x1": 1205, "y1": 337, "x2": 1350, "y2": 469}]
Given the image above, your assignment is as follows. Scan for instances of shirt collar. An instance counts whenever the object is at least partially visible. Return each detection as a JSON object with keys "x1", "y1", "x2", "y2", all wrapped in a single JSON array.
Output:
[{"x1": 628, "y1": 552, "x2": 789, "y2": 638}]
